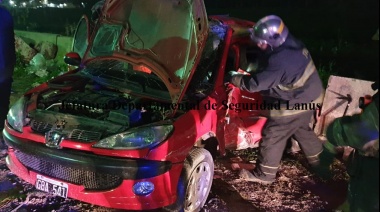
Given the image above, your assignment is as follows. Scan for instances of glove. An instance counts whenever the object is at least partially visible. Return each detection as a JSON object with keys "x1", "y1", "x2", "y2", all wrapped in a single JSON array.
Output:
[
  {"x1": 230, "y1": 69, "x2": 250, "y2": 76},
  {"x1": 225, "y1": 70, "x2": 241, "y2": 80},
  {"x1": 224, "y1": 71, "x2": 235, "y2": 83},
  {"x1": 228, "y1": 71, "x2": 245, "y2": 88},
  {"x1": 229, "y1": 70, "x2": 241, "y2": 75}
]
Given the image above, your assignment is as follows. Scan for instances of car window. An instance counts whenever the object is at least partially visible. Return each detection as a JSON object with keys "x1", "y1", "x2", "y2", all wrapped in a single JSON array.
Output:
[
  {"x1": 240, "y1": 45, "x2": 262, "y2": 72},
  {"x1": 72, "y1": 16, "x2": 89, "y2": 58},
  {"x1": 185, "y1": 20, "x2": 227, "y2": 99},
  {"x1": 90, "y1": 24, "x2": 123, "y2": 56},
  {"x1": 226, "y1": 48, "x2": 237, "y2": 72}
]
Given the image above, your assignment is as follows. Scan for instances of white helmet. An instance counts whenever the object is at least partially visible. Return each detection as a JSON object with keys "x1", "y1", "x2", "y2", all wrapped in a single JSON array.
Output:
[{"x1": 250, "y1": 15, "x2": 289, "y2": 48}]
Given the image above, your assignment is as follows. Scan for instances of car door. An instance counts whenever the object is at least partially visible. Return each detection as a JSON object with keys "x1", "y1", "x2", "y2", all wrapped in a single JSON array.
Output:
[{"x1": 222, "y1": 44, "x2": 267, "y2": 150}]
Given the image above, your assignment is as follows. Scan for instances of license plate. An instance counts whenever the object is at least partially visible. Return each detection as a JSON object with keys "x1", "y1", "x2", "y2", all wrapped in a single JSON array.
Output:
[{"x1": 35, "y1": 174, "x2": 68, "y2": 198}]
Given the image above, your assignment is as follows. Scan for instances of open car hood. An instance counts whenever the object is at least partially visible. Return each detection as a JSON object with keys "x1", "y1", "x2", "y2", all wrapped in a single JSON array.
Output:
[{"x1": 89, "y1": 0, "x2": 209, "y2": 104}]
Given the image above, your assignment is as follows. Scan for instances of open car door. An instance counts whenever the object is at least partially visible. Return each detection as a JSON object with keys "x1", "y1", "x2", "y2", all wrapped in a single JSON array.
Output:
[{"x1": 222, "y1": 44, "x2": 267, "y2": 150}]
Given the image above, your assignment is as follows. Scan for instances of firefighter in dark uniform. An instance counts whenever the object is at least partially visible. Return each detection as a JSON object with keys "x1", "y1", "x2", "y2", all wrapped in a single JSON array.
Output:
[
  {"x1": 0, "y1": 4, "x2": 16, "y2": 144},
  {"x1": 229, "y1": 15, "x2": 325, "y2": 184}
]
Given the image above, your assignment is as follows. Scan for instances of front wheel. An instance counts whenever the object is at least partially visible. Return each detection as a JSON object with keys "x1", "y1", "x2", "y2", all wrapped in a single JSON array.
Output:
[{"x1": 164, "y1": 147, "x2": 214, "y2": 212}]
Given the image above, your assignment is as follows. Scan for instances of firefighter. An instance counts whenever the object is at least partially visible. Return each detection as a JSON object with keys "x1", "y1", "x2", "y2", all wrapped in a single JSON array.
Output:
[
  {"x1": 229, "y1": 15, "x2": 326, "y2": 184},
  {"x1": 0, "y1": 4, "x2": 16, "y2": 146}
]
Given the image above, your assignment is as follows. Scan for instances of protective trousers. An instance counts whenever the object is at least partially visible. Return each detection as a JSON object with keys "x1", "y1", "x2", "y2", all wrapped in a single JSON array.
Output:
[{"x1": 255, "y1": 110, "x2": 323, "y2": 180}]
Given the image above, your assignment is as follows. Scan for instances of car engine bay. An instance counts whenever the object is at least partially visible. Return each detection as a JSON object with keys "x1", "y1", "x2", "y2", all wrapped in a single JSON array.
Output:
[{"x1": 26, "y1": 74, "x2": 175, "y2": 141}]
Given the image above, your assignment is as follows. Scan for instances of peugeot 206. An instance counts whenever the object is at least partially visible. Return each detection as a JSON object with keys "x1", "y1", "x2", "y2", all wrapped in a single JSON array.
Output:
[{"x1": 3, "y1": 0, "x2": 267, "y2": 211}]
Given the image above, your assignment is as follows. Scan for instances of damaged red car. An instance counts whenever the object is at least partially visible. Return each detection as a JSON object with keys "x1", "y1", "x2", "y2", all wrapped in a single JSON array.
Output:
[{"x1": 3, "y1": 0, "x2": 267, "y2": 211}]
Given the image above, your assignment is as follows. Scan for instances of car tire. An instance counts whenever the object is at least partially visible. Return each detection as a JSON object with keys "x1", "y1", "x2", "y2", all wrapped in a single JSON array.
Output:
[{"x1": 163, "y1": 147, "x2": 214, "y2": 212}]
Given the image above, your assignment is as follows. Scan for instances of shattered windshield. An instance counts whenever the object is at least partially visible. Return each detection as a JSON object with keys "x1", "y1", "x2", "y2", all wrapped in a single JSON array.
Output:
[{"x1": 81, "y1": 59, "x2": 171, "y2": 101}]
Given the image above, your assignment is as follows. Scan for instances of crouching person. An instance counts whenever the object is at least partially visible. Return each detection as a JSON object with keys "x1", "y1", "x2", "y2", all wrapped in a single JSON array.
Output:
[{"x1": 326, "y1": 87, "x2": 379, "y2": 211}]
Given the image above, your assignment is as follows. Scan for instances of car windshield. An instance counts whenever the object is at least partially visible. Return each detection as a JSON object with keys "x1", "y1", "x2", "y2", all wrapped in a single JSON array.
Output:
[{"x1": 81, "y1": 59, "x2": 171, "y2": 101}]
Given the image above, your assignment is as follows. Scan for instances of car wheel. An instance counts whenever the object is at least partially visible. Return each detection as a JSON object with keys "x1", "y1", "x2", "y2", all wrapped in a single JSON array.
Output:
[{"x1": 164, "y1": 147, "x2": 214, "y2": 212}]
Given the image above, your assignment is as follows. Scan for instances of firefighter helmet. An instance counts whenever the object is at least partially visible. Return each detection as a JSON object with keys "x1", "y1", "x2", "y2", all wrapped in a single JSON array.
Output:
[{"x1": 250, "y1": 15, "x2": 289, "y2": 48}]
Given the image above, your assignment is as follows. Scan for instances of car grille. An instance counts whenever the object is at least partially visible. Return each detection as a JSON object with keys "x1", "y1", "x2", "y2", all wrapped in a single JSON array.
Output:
[
  {"x1": 68, "y1": 129, "x2": 102, "y2": 142},
  {"x1": 14, "y1": 150, "x2": 123, "y2": 191},
  {"x1": 31, "y1": 120, "x2": 102, "y2": 142},
  {"x1": 31, "y1": 120, "x2": 53, "y2": 133}
]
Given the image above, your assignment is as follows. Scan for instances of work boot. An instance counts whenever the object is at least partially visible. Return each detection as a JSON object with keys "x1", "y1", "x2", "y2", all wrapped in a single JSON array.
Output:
[
  {"x1": 310, "y1": 149, "x2": 335, "y2": 181},
  {"x1": 239, "y1": 169, "x2": 274, "y2": 185}
]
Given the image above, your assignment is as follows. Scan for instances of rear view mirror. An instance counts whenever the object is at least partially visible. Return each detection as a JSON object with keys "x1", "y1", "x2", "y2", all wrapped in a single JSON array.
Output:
[{"x1": 64, "y1": 52, "x2": 81, "y2": 66}]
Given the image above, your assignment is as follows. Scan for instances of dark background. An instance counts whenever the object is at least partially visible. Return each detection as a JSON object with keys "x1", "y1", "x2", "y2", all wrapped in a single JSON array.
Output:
[{"x1": 5, "y1": 0, "x2": 380, "y2": 81}]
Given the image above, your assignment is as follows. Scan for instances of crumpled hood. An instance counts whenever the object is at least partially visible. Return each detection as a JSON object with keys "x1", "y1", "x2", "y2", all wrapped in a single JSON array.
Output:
[{"x1": 88, "y1": 0, "x2": 209, "y2": 104}]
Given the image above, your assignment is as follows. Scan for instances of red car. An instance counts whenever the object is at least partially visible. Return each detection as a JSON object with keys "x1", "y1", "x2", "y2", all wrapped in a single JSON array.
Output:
[{"x1": 3, "y1": 0, "x2": 266, "y2": 211}]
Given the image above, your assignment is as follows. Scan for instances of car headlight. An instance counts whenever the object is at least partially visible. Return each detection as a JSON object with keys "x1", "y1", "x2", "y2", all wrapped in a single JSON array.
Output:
[
  {"x1": 92, "y1": 124, "x2": 173, "y2": 149},
  {"x1": 7, "y1": 97, "x2": 27, "y2": 133}
]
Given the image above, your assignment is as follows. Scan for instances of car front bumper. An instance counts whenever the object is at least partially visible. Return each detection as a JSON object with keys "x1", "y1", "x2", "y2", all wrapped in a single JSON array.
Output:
[{"x1": 3, "y1": 128, "x2": 183, "y2": 210}]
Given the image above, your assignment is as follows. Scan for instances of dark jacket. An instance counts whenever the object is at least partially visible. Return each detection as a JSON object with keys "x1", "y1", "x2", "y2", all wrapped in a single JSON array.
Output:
[
  {"x1": 0, "y1": 6, "x2": 16, "y2": 81},
  {"x1": 233, "y1": 34, "x2": 324, "y2": 116},
  {"x1": 1, "y1": 6, "x2": 15, "y2": 131}
]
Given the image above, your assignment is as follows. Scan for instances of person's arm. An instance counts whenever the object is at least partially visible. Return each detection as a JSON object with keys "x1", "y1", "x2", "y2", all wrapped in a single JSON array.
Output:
[
  {"x1": 231, "y1": 56, "x2": 284, "y2": 92},
  {"x1": 326, "y1": 97, "x2": 379, "y2": 158}
]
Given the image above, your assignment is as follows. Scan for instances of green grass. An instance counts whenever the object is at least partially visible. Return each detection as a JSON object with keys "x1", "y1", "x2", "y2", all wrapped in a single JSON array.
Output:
[{"x1": 317, "y1": 61, "x2": 337, "y2": 88}]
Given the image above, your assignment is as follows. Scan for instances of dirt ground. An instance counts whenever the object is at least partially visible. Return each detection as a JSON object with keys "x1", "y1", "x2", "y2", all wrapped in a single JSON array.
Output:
[
  {"x1": 0, "y1": 144, "x2": 349, "y2": 212},
  {"x1": 205, "y1": 150, "x2": 349, "y2": 212}
]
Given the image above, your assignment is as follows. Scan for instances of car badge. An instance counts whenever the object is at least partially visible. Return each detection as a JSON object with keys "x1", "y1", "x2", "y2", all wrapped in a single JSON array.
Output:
[
  {"x1": 45, "y1": 120, "x2": 66, "y2": 149},
  {"x1": 55, "y1": 120, "x2": 67, "y2": 130}
]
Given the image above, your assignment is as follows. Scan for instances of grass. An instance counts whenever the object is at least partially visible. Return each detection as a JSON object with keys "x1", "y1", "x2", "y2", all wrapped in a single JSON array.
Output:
[{"x1": 317, "y1": 61, "x2": 337, "y2": 88}]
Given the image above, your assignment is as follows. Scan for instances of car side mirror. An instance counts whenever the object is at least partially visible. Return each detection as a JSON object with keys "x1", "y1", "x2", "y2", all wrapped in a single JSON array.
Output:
[{"x1": 64, "y1": 52, "x2": 81, "y2": 66}]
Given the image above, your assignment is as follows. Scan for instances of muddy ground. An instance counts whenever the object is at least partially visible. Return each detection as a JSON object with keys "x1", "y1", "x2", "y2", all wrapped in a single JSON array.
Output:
[{"x1": 0, "y1": 144, "x2": 349, "y2": 212}]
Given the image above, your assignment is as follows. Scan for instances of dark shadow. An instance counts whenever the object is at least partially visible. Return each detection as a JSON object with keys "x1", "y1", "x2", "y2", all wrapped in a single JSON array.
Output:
[{"x1": 208, "y1": 178, "x2": 264, "y2": 212}]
